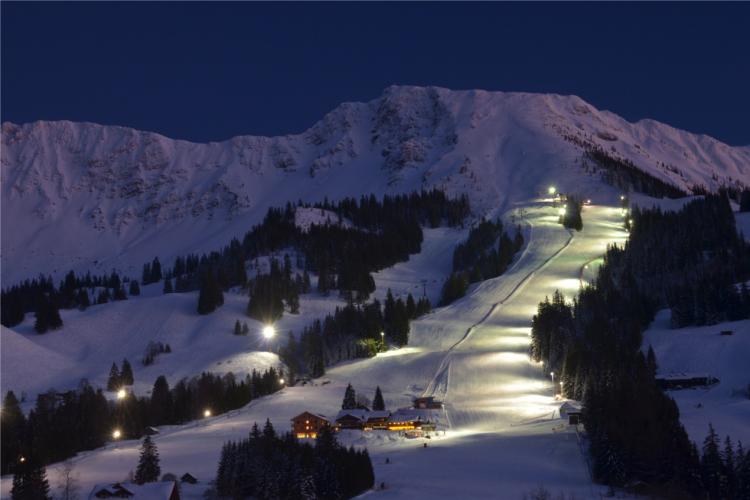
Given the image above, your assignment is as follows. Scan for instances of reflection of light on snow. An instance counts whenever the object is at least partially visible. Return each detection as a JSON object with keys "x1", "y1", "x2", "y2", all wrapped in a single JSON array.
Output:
[
  {"x1": 473, "y1": 352, "x2": 529, "y2": 367},
  {"x1": 377, "y1": 346, "x2": 422, "y2": 358},
  {"x1": 490, "y1": 336, "x2": 531, "y2": 348},
  {"x1": 555, "y1": 278, "x2": 580, "y2": 291},
  {"x1": 503, "y1": 380, "x2": 547, "y2": 393}
]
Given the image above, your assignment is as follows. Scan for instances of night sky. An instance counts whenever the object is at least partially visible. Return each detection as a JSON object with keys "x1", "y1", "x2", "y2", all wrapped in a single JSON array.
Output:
[{"x1": 2, "y1": 2, "x2": 749, "y2": 145}]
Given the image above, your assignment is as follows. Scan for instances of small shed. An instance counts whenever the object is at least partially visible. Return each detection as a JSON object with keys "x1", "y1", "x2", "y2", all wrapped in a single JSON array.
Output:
[
  {"x1": 559, "y1": 401, "x2": 583, "y2": 425},
  {"x1": 180, "y1": 473, "x2": 198, "y2": 484}
]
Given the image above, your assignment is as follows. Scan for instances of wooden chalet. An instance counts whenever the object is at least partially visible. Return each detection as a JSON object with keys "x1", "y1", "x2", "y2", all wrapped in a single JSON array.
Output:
[
  {"x1": 291, "y1": 411, "x2": 330, "y2": 439},
  {"x1": 89, "y1": 481, "x2": 179, "y2": 500}
]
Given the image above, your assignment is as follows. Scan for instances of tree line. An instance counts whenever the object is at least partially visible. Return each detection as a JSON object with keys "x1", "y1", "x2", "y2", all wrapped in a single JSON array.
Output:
[
  {"x1": 441, "y1": 218, "x2": 524, "y2": 305},
  {"x1": 0, "y1": 367, "x2": 283, "y2": 476},
  {"x1": 1, "y1": 269, "x2": 140, "y2": 331},
  {"x1": 281, "y1": 290, "x2": 430, "y2": 380},
  {"x1": 215, "y1": 421, "x2": 374, "y2": 499},
  {"x1": 529, "y1": 193, "x2": 750, "y2": 497}
]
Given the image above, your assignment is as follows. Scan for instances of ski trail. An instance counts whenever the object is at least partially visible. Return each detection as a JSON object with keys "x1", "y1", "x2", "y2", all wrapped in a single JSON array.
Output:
[{"x1": 421, "y1": 217, "x2": 576, "y2": 409}]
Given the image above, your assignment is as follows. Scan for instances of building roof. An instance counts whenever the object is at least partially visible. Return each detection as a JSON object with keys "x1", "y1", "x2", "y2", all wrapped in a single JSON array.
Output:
[
  {"x1": 291, "y1": 411, "x2": 329, "y2": 422},
  {"x1": 89, "y1": 482, "x2": 176, "y2": 499},
  {"x1": 559, "y1": 401, "x2": 582, "y2": 416},
  {"x1": 387, "y1": 409, "x2": 424, "y2": 423}
]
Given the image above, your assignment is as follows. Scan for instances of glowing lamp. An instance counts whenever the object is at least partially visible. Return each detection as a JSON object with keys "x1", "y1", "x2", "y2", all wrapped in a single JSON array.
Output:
[
  {"x1": 548, "y1": 186, "x2": 556, "y2": 195},
  {"x1": 204, "y1": 409, "x2": 212, "y2": 418},
  {"x1": 262, "y1": 325, "x2": 275, "y2": 339},
  {"x1": 116, "y1": 389, "x2": 127, "y2": 400},
  {"x1": 279, "y1": 378, "x2": 285, "y2": 385},
  {"x1": 558, "y1": 207, "x2": 566, "y2": 216},
  {"x1": 112, "y1": 429, "x2": 122, "y2": 440}
]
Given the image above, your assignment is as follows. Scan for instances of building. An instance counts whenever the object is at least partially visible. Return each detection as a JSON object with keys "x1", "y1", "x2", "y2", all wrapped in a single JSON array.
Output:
[
  {"x1": 291, "y1": 411, "x2": 330, "y2": 439},
  {"x1": 655, "y1": 373, "x2": 720, "y2": 391},
  {"x1": 89, "y1": 481, "x2": 179, "y2": 500},
  {"x1": 180, "y1": 473, "x2": 197, "y2": 484},
  {"x1": 334, "y1": 409, "x2": 392, "y2": 430},
  {"x1": 560, "y1": 401, "x2": 583, "y2": 425},
  {"x1": 413, "y1": 396, "x2": 443, "y2": 409},
  {"x1": 386, "y1": 409, "x2": 434, "y2": 431}
]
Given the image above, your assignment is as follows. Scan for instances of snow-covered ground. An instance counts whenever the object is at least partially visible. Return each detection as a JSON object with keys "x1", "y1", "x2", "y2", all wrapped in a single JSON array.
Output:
[
  {"x1": 1, "y1": 200, "x2": 631, "y2": 499},
  {"x1": 643, "y1": 311, "x2": 750, "y2": 447}
]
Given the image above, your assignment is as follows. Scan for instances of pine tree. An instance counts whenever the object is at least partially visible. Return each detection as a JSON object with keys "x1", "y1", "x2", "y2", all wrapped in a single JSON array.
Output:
[
  {"x1": 372, "y1": 386, "x2": 385, "y2": 411},
  {"x1": 134, "y1": 435, "x2": 161, "y2": 484},
  {"x1": 341, "y1": 383, "x2": 356, "y2": 410},
  {"x1": 150, "y1": 376, "x2": 173, "y2": 425},
  {"x1": 702, "y1": 424, "x2": 723, "y2": 498},
  {"x1": 120, "y1": 359, "x2": 134, "y2": 386},
  {"x1": 11, "y1": 461, "x2": 51, "y2": 500},
  {"x1": 106, "y1": 362, "x2": 121, "y2": 391},
  {"x1": 128, "y1": 280, "x2": 141, "y2": 296},
  {"x1": 1, "y1": 391, "x2": 25, "y2": 475},
  {"x1": 163, "y1": 278, "x2": 173, "y2": 294},
  {"x1": 150, "y1": 257, "x2": 163, "y2": 284},
  {"x1": 234, "y1": 320, "x2": 242, "y2": 336},
  {"x1": 242, "y1": 322, "x2": 250, "y2": 335},
  {"x1": 197, "y1": 272, "x2": 224, "y2": 315}
]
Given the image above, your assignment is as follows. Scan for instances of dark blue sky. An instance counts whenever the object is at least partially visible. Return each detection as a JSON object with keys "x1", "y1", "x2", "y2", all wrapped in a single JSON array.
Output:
[{"x1": 2, "y1": 2, "x2": 749, "y2": 145}]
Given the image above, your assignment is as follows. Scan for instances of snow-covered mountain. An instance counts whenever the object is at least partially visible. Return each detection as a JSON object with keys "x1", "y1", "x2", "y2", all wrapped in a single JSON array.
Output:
[{"x1": 3, "y1": 85, "x2": 749, "y2": 284}]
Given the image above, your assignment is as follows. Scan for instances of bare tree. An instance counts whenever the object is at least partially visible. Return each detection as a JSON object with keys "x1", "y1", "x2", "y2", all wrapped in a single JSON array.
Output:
[{"x1": 57, "y1": 461, "x2": 79, "y2": 500}]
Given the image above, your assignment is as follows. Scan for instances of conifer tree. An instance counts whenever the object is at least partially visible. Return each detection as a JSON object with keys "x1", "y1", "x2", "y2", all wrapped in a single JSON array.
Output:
[
  {"x1": 1, "y1": 391, "x2": 25, "y2": 475},
  {"x1": 341, "y1": 383, "x2": 356, "y2": 410},
  {"x1": 120, "y1": 359, "x2": 134, "y2": 386},
  {"x1": 134, "y1": 435, "x2": 161, "y2": 484},
  {"x1": 11, "y1": 460, "x2": 51, "y2": 500},
  {"x1": 150, "y1": 258, "x2": 162, "y2": 284},
  {"x1": 106, "y1": 363, "x2": 121, "y2": 391},
  {"x1": 233, "y1": 320, "x2": 242, "y2": 335},
  {"x1": 163, "y1": 278, "x2": 173, "y2": 294},
  {"x1": 128, "y1": 280, "x2": 141, "y2": 296},
  {"x1": 373, "y1": 386, "x2": 385, "y2": 411}
]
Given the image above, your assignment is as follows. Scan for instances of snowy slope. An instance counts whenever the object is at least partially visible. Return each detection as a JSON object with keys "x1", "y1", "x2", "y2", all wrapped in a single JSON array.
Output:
[
  {"x1": 1, "y1": 200, "x2": 628, "y2": 499},
  {"x1": 643, "y1": 311, "x2": 750, "y2": 447},
  {"x1": 3, "y1": 86, "x2": 749, "y2": 284}
]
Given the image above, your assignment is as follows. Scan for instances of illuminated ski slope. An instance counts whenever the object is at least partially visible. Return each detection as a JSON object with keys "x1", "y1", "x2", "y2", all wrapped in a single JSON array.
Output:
[{"x1": 0, "y1": 201, "x2": 628, "y2": 499}]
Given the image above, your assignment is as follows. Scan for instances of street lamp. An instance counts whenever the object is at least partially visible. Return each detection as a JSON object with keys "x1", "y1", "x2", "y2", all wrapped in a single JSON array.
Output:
[
  {"x1": 550, "y1": 371, "x2": 555, "y2": 383},
  {"x1": 279, "y1": 378, "x2": 285, "y2": 385},
  {"x1": 116, "y1": 388, "x2": 127, "y2": 400},
  {"x1": 112, "y1": 429, "x2": 122, "y2": 440},
  {"x1": 380, "y1": 331, "x2": 385, "y2": 349},
  {"x1": 204, "y1": 409, "x2": 212, "y2": 418},
  {"x1": 262, "y1": 325, "x2": 275, "y2": 339},
  {"x1": 558, "y1": 207, "x2": 566, "y2": 216},
  {"x1": 548, "y1": 186, "x2": 556, "y2": 196}
]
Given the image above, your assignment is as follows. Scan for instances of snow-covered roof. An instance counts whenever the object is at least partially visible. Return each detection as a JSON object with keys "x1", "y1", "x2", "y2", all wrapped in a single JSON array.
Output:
[
  {"x1": 656, "y1": 372, "x2": 712, "y2": 380},
  {"x1": 387, "y1": 409, "x2": 424, "y2": 423},
  {"x1": 559, "y1": 401, "x2": 582, "y2": 416},
  {"x1": 89, "y1": 481, "x2": 176, "y2": 499},
  {"x1": 335, "y1": 409, "x2": 392, "y2": 421}
]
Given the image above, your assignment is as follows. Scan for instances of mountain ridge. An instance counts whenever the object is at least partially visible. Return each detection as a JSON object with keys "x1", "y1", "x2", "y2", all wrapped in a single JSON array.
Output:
[{"x1": 3, "y1": 85, "x2": 749, "y2": 284}]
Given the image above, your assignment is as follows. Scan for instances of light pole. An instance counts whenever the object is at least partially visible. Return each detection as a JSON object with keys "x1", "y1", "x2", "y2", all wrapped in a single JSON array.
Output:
[
  {"x1": 380, "y1": 331, "x2": 385, "y2": 351},
  {"x1": 550, "y1": 371, "x2": 555, "y2": 383}
]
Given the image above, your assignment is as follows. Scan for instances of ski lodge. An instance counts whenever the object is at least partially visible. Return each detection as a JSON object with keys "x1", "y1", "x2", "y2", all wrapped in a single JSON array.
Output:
[
  {"x1": 89, "y1": 481, "x2": 179, "y2": 499},
  {"x1": 291, "y1": 411, "x2": 330, "y2": 439}
]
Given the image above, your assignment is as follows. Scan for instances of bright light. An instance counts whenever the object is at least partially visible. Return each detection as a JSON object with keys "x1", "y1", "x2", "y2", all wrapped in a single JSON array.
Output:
[
  {"x1": 19, "y1": 456, "x2": 25, "y2": 463},
  {"x1": 116, "y1": 389, "x2": 127, "y2": 400},
  {"x1": 279, "y1": 378, "x2": 285, "y2": 385},
  {"x1": 629, "y1": 219, "x2": 634, "y2": 225},
  {"x1": 558, "y1": 207, "x2": 566, "y2": 216},
  {"x1": 620, "y1": 195, "x2": 625, "y2": 201},
  {"x1": 262, "y1": 325, "x2": 275, "y2": 339},
  {"x1": 204, "y1": 409, "x2": 212, "y2": 418},
  {"x1": 548, "y1": 186, "x2": 557, "y2": 195},
  {"x1": 112, "y1": 429, "x2": 122, "y2": 440}
]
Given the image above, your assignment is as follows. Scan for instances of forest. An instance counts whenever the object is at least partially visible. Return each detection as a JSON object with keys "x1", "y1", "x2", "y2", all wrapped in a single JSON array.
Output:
[
  {"x1": 215, "y1": 422, "x2": 374, "y2": 499},
  {"x1": 0, "y1": 367, "x2": 283, "y2": 476},
  {"x1": 529, "y1": 194, "x2": 750, "y2": 498},
  {"x1": 440, "y1": 218, "x2": 525, "y2": 305}
]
